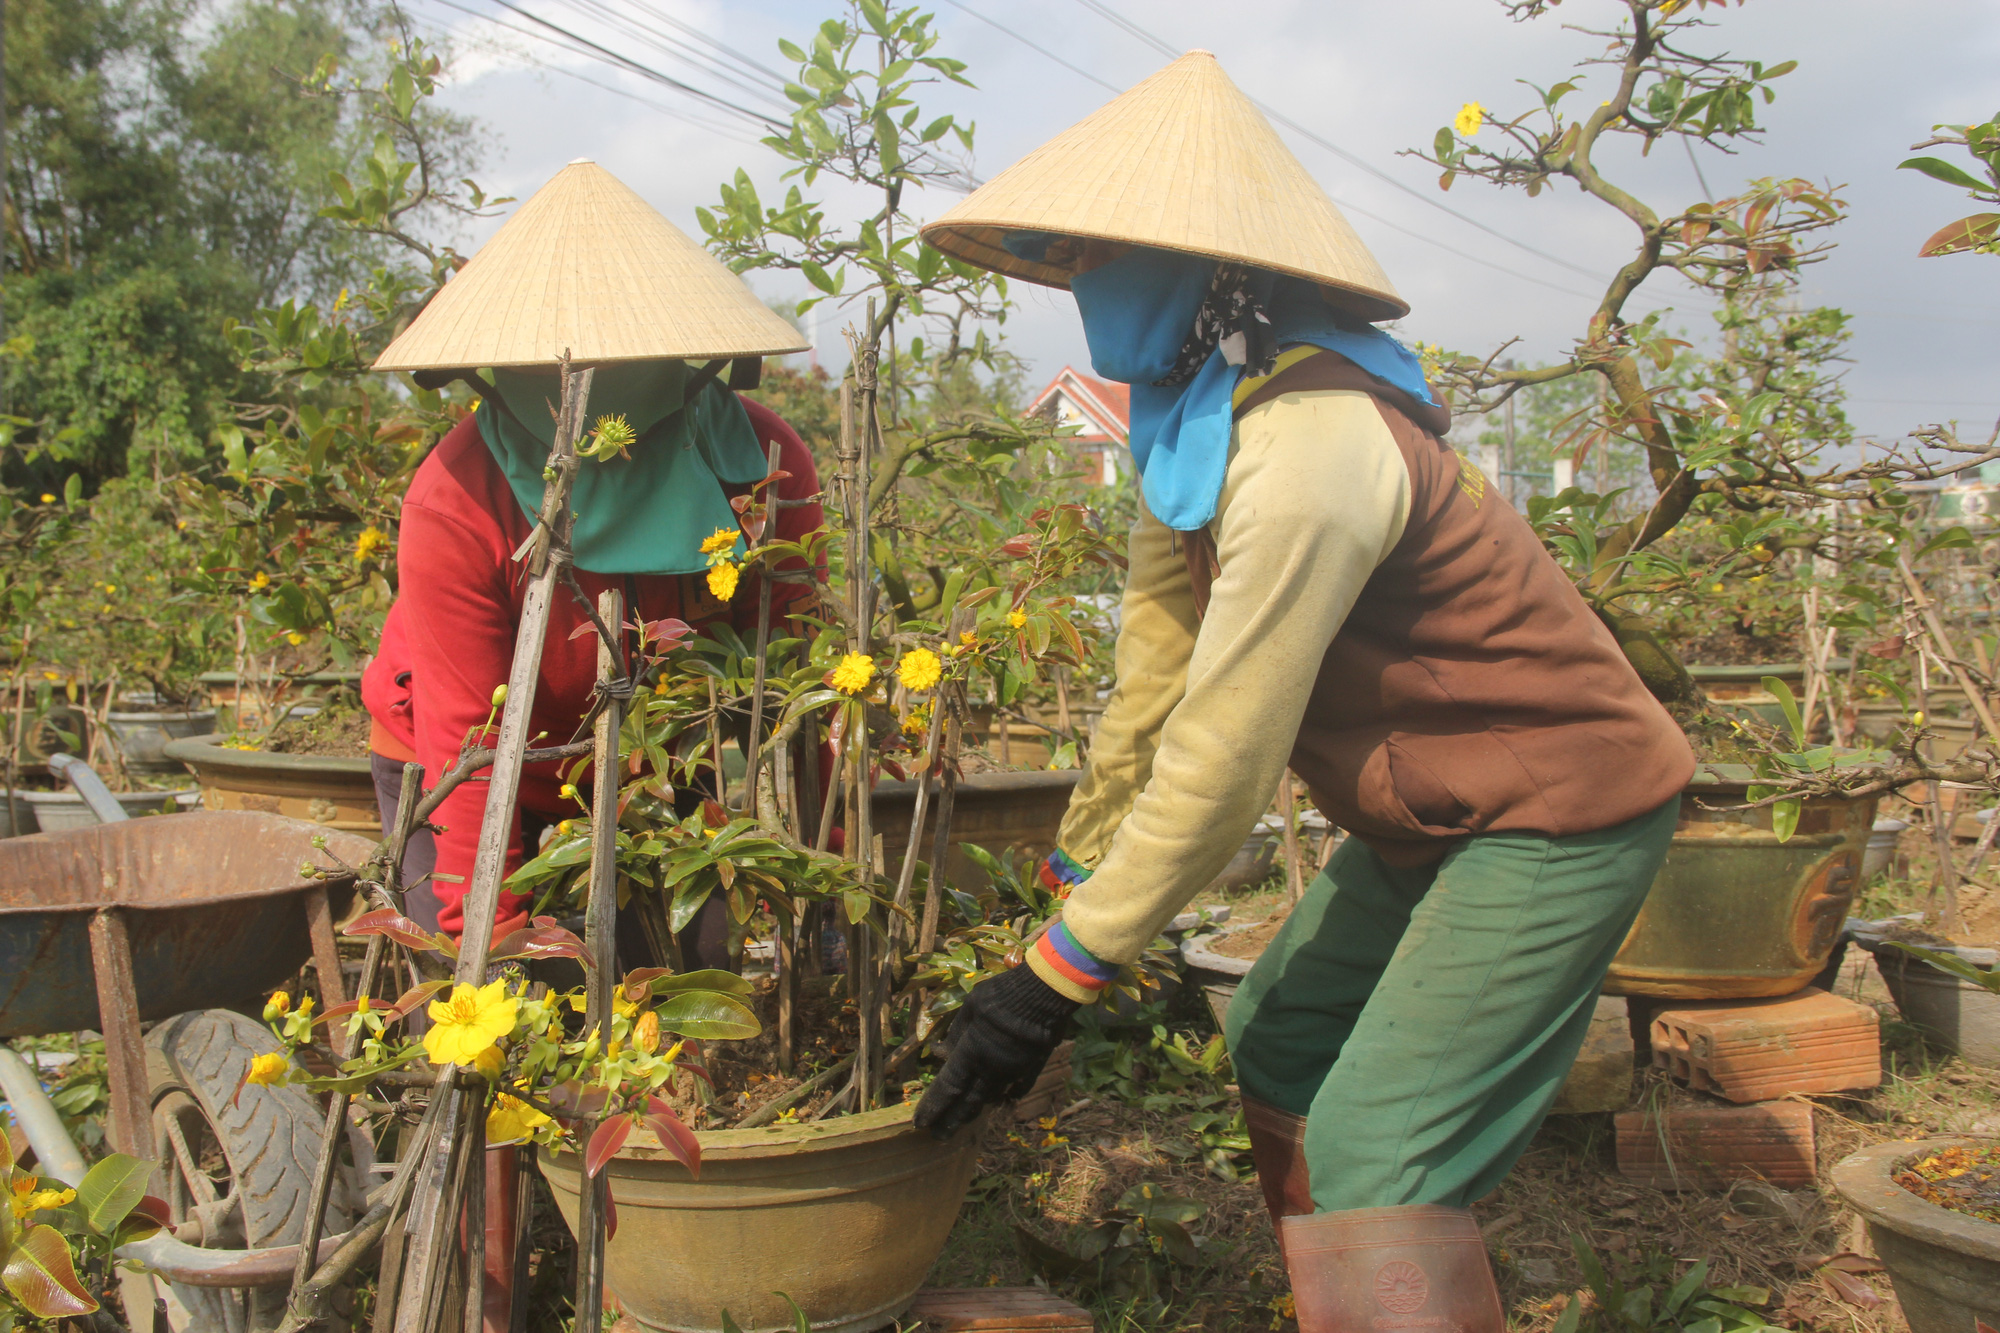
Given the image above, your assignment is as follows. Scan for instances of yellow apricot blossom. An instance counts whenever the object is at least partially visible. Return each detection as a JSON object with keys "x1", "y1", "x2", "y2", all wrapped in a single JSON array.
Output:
[
  {"x1": 245, "y1": 1052, "x2": 291, "y2": 1087},
  {"x1": 700, "y1": 526, "x2": 739, "y2": 556},
  {"x1": 353, "y1": 526, "x2": 387, "y2": 563},
  {"x1": 897, "y1": 648, "x2": 943, "y2": 692},
  {"x1": 706, "y1": 560, "x2": 740, "y2": 602},
  {"x1": 486, "y1": 1094, "x2": 552, "y2": 1146},
  {"x1": 1007, "y1": 610, "x2": 1027, "y2": 630},
  {"x1": 1455, "y1": 101, "x2": 1486, "y2": 136},
  {"x1": 423, "y1": 979, "x2": 518, "y2": 1066},
  {"x1": 829, "y1": 653, "x2": 876, "y2": 695}
]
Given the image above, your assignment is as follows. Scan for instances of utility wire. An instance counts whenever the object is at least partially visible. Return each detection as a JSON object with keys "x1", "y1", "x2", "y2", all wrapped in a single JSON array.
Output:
[
  {"x1": 1067, "y1": 0, "x2": 1615, "y2": 282},
  {"x1": 548, "y1": 0, "x2": 794, "y2": 109},
  {"x1": 938, "y1": 0, "x2": 1650, "y2": 307},
  {"x1": 418, "y1": 0, "x2": 763, "y2": 143}
]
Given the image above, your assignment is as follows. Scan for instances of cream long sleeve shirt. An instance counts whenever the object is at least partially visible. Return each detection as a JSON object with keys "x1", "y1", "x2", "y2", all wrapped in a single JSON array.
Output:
[{"x1": 1035, "y1": 388, "x2": 1413, "y2": 992}]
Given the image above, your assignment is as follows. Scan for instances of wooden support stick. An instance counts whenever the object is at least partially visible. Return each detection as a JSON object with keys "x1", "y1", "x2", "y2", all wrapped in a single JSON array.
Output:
[
  {"x1": 573, "y1": 588, "x2": 625, "y2": 1333},
  {"x1": 87, "y1": 909, "x2": 152, "y2": 1162},
  {"x1": 742, "y1": 440, "x2": 783, "y2": 819},
  {"x1": 1279, "y1": 771, "x2": 1306, "y2": 906},
  {"x1": 304, "y1": 883, "x2": 348, "y2": 1008},
  {"x1": 394, "y1": 363, "x2": 592, "y2": 1333}
]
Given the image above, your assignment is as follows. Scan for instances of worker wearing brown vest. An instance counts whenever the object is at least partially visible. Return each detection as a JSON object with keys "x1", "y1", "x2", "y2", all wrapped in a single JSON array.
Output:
[{"x1": 912, "y1": 52, "x2": 1694, "y2": 1331}]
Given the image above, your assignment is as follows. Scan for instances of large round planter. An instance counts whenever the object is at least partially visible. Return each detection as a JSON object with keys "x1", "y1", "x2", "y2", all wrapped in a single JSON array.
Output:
[
  {"x1": 540, "y1": 1101, "x2": 982, "y2": 1333},
  {"x1": 873, "y1": 769, "x2": 1079, "y2": 890},
  {"x1": 1851, "y1": 927, "x2": 2000, "y2": 1068},
  {"x1": 1603, "y1": 764, "x2": 1877, "y2": 1000},
  {"x1": 104, "y1": 709, "x2": 218, "y2": 774},
  {"x1": 1831, "y1": 1138, "x2": 2000, "y2": 1333},
  {"x1": 19, "y1": 788, "x2": 199, "y2": 833},
  {"x1": 161, "y1": 736, "x2": 379, "y2": 833}
]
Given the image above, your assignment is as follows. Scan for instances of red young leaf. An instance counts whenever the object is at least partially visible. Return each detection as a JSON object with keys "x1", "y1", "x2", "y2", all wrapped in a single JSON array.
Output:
[
  {"x1": 603, "y1": 1188, "x2": 619, "y2": 1242},
  {"x1": 312, "y1": 999, "x2": 364, "y2": 1029},
  {"x1": 1862, "y1": 634, "x2": 1906, "y2": 660},
  {"x1": 676, "y1": 1060, "x2": 712, "y2": 1086},
  {"x1": 543, "y1": 1081, "x2": 611, "y2": 1123},
  {"x1": 343, "y1": 908, "x2": 437, "y2": 950},
  {"x1": 879, "y1": 759, "x2": 906, "y2": 782},
  {"x1": 998, "y1": 535, "x2": 1034, "y2": 559},
  {"x1": 2, "y1": 1223, "x2": 99, "y2": 1317},
  {"x1": 700, "y1": 800, "x2": 728, "y2": 829},
  {"x1": 586, "y1": 1115, "x2": 635, "y2": 1179},
  {"x1": 620, "y1": 967, "x2": 674, "y2": 999},
  {"x1": 388, "y1": 979, "x2": 454, "y2": 1022},
  {"x1": 641, "y1": 618, "x2": 694, "y2": 650},
  {"x1": 644, "y1": 1097, "x2": 702, "y2": 1179},
  {"x1": 568, "y1": 622, "x2": 600, "y2": 641},
  {"x1": 1974, "y1": 1321, "x2": 1997, "y2": 1333}
]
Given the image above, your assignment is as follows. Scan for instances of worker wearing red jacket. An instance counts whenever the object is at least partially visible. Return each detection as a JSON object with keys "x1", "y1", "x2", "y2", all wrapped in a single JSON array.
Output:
[{"x1": 363, "y1": 159, "x2": 819, "y2": 967}]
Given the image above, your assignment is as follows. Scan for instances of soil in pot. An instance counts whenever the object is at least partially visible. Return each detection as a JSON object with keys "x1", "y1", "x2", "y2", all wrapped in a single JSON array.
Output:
[
  {"x1": 1896, "y1": 1142, "x2": 2000, "y2": 1224},
  {"x1": 260, "y1": 701, "x2": 371, "y2": 758},
  {"x1": 1211, "y1": 913, "x2": 1286, "y2": 962}
]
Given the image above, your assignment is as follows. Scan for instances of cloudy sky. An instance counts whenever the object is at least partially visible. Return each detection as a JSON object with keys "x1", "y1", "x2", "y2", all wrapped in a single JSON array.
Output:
[{"x1": 407, "y1": 0, "x2": 2000, "y2": 446}]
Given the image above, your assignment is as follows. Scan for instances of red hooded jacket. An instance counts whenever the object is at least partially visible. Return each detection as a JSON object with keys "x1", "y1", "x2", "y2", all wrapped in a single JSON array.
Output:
[{"x1": 361, "y1": 398, "x2": 824, "y2": 937}]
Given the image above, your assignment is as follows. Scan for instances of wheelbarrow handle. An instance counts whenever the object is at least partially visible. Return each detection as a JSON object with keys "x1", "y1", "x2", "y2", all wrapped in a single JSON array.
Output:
[{"x1": 47, "y1": 752, "x2": 131, "y2": 824}]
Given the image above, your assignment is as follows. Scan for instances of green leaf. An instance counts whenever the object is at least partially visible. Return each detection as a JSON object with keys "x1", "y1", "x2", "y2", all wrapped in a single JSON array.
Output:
[
  {"x1": 1761, "y1": 675, "x2": 1806, "y2": 748},
  {"x1": 1549, "y1": 1297, "x2": 1584, "y2": 1333},
  {"x1": 77, "y1": 1152, "x2": 154, "y2": 1236},
  {"x1": 1899, "y1": 156, "x2": 1989, "y2": 192},
  {"x1": 650, "y1": 969, "x2": 754, "y2": 996},
  {"x1": 1915, "y1": 525, "x2": 1976, "y2": 560},
  {"x1": 653, "y1": 990, "x2": 761, "y2": 1040},
  {"x1": 1, "y1": 1225, "x2": 97, "y2": 1318},
  {"x1": 1772, "y1": 797, "x2": 1801, "y2": 844}
]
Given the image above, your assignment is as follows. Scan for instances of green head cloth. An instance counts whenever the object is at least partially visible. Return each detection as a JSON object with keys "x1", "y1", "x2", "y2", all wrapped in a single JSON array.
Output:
[{"x1": 477, "y1": 360, "x2": 767, "y2": 575}]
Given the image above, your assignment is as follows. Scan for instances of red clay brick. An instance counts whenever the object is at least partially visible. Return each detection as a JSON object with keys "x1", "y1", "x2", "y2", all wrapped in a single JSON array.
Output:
[
  {"x1": 1649, "y1": 987, "x2": 1880, "y2": 1103},
  {"x1": 909, "y1": 1288, "x2": 1095, "y2": 1332},
  {"x1": 1614, "y1": 1100, "x2": 1815, "y2": 1189}
]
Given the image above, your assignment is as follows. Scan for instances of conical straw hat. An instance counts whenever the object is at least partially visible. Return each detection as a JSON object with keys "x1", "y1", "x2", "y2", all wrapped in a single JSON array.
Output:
[
  {"x1": 375, "y1": 159, "x2": 807, "y2": 371},
  {"x1": 923, "y1": 52, "x2": 1407, "y2": 322}
]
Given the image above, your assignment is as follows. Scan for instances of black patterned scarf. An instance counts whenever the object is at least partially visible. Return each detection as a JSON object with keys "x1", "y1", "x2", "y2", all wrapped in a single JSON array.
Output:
[{"x1": 1154, "y1": 263, "x2": 1282, "y2": 387}]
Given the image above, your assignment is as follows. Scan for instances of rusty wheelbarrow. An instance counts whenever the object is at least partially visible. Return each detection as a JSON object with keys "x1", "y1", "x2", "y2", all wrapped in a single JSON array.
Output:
[{"x1": 0, "y1": 806, "x2": 382, "y2": 1330}]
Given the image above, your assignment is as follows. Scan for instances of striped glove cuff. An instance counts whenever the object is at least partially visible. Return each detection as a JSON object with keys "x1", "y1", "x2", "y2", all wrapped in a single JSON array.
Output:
[
  {"x1": 1025, "y1": 919, "x2": 1120, "y2": 1003},
  {"x1": 1038, "y1": 847, "x2": 1091, "y2": 897}
]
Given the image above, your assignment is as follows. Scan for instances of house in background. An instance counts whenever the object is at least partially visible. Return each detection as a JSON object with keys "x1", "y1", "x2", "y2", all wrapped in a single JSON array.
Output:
[{"x1": 1029, "y1": 367, "x2": 1129, "y2": 486}]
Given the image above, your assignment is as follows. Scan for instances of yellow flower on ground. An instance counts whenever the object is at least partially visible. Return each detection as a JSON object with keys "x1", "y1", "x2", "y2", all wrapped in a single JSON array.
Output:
[
  {"x1": 353, "y1": 526, "x2": 387, "y2": 563},
  {"x1": 423, "y1": 979, "x2": 519, "y2": 1067},
  {"x1": 700, "y1": 526, "x2": 739, "y2": 556},
  {"x1": 829, "y1": 652, "x2": 876, "y2": 695},
  {"x1": 897, "y1": 647, "x2": 943, "y2": 692},
  {"x1": 1455, "y1": 101, "x2": 1486, "y2": 136},
  {"x1": 706, "y1": 560, "x2": 740, "y2": 602},
  {"x1": 1007, "y1": 610, "x2": 1027, "y2": 629},
  {"x1": 286, "y1": 632, "x2": 305, "y2": 646},
  {"x1": 486, "y1": 1094, "x2": 552, "y2": 1146},
  {"x1": 246, "y1": 1052, "x2": 290, "y2": 1087}
]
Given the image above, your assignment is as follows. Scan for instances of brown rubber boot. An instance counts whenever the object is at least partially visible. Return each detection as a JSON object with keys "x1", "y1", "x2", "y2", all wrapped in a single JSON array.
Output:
[
  {"x1": 1243, "y1": 1096, "x2": 1314, "y2": 1223},
  {"x1": 1279, "y1": 1204, "x2": 1504, "y2": 1333}
]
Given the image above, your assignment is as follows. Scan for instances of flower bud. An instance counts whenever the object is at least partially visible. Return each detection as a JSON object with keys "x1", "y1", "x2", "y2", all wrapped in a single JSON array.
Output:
[
  {"x1": 263, "y1": 991, "x2": 291, "y2": 1021},
  {"x1": 491, "y1": 684, "x2": 508, "y2": 707},
  {"x1": 633, "y1": 1010, "x2": 661, "y2": 1055}
]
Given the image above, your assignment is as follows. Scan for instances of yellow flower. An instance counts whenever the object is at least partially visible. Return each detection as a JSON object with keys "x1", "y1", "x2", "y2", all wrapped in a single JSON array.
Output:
[
  {"x1": 249, "y1": 572, "x2": 270, "y2": 590},
  {"x1": 423, "y1": 979, "x2": 519, "y2": 1067},
  {"x1": 1455, "y1": 101, "x2": 1487, "y2": 136},
  {"x1": 486, "y1": 1094, "x2": 552, "y2": 1146},
  {"x1": 246, "y1": 1052, "x2": 291, "y2": 1087},
  {"x1": 38, "y1": 494, "x2": 53, "y2": 504},
  {"x1": 775, "y1": 1107, "x2": 799, "y2": 1124},
  {"x1": 353, "y1": 526, "x2": 387, "y2": 563},
  {"x1": 902, "y1": 704, "x2": 931, "y2": 737},
  {"x1": 473, "y1": 1045, "x2": 505, "y2": 1078},
  {"x1": 829, "y1": 652, "x2": 876, "y2": 695},
  {"x1": 897, "y1": 647, "x2": 943, "y2": 692},
  {"x1": 560, "y1": 783, "x2": 577, "y2": 799},
  {"x1": 286, "y1": 632, "x2": 305, "y2": 646},
  {"x1": 700, "y1": 526, "x2": 739, "y2": 556},
  {"x1": 1007, "y1": 610, "x2": 1027, "y2": 629},
  {"x1": 8, "y1": 1180, "x2": 76, "y2": 1219},
  {"x1": 633, "y1": 1009, "x2": 662, "y2": 1055},
  {"x1": 267, "y1": 990, "x2": 291, "y2": 1016},
  {"x1": 706, "y1": 560, "x2": 740, "y2": 602}
]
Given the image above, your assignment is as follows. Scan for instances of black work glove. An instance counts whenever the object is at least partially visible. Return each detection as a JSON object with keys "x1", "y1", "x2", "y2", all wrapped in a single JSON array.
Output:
[{"x1": 914, "y1": 964, "x2": 1080, "y2": 1139}]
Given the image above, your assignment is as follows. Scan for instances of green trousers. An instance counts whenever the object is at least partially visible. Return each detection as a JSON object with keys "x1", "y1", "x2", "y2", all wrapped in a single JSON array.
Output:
[{"x1": 1225, "y1": 799, "x2": 1677, "y2": 1212}]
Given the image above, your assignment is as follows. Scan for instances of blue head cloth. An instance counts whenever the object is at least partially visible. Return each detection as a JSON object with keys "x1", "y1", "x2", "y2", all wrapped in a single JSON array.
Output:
[{"x1": 1066, "y1": 244, "x2": 1438, "y2": 532}]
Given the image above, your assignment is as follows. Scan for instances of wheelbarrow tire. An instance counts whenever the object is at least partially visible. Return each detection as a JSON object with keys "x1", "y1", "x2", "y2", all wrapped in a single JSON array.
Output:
[{"x1": 145, "y1": 1008, "x2": 358, "y2": 1247}]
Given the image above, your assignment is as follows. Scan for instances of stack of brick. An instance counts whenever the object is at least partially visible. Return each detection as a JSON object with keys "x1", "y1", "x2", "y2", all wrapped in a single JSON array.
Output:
[{"x1": 1615, "y1": 986, "x2": 1880, "y2": 1188}]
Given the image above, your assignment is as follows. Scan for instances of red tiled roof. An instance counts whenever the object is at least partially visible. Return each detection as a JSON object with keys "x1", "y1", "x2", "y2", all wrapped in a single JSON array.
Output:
[{"x1": 1029, "y1": 366, "x2": 1130, "y2": 443}]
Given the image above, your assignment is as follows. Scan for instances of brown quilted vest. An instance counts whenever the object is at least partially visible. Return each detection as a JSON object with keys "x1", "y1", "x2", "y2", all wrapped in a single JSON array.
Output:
[{"x1": 1200, "y1": 350, "x2": 1693, "y2": 865}]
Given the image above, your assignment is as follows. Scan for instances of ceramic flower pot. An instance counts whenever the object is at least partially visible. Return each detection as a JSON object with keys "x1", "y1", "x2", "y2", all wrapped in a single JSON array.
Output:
[
  {"x1": 540, "y1": 1101, "x2": 981, "y2": 1333},
  {"x1": 162, "y1": 736, "x2": 379, "y2": 833},
  {"x1": 1832, "y1": 1138, "x2": 2000, "y2": 1333}
]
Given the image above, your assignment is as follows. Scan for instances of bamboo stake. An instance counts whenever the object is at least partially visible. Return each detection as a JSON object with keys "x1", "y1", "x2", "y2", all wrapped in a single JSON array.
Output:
[
  {"x1": 573, "y1": 588, "x2": 625, "y2": 1333},
  {"x1": 392, "y1": 363, "x2": 593, "y2": 1333},
  {"x1": 742, "y1": 441, "x2": 783, "y2": 820},
  {"x1": 1899, "y1": 554, "x2": 2000, "y2": 748}
]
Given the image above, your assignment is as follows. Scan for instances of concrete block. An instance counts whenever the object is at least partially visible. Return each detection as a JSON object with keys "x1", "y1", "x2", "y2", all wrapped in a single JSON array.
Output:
[
  {"x1": 1650, "y1": 987, "x2": 1879, "y2": 1103},
  {"x1": 1552, "y1": 996, "x2": 1635, "y2": 1114},
  {"x1": 1614, "y1": 1100, "x2": 1815, "y2": 1190}
]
